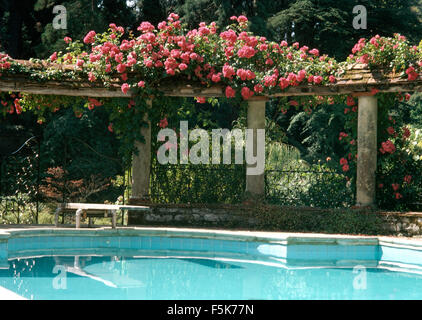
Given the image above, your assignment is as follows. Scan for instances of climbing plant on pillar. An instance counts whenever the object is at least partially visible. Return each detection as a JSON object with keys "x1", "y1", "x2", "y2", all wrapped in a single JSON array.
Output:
[{"x1": 335, "y1": 91, "x2": 422, "y2": 210}]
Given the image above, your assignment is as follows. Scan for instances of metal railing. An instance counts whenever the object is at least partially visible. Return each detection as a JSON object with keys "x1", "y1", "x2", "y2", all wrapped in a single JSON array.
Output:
[
  {"x1": 149, "y1": 162, "x2": 355, "y2": 208},
  {"x1": 150, "y1": 163, "x2": 246, "y2": 204}
]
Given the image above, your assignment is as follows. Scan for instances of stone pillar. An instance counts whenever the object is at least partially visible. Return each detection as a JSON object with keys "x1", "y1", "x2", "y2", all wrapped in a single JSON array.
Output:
[
  {"x1": 130, "y1": 99, "x2": 151, "y2": 203},
  {"x1": 356, "y1": 95, "x2": 378, "y2": 207},
  {"x1": 245, "y1": 98, "x2": 266, "y2": 197}
]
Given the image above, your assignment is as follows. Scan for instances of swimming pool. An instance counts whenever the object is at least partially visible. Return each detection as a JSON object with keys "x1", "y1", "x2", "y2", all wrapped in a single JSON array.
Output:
[{"x1": 0, "y1": 228, "x2": 421, "y2": 300}]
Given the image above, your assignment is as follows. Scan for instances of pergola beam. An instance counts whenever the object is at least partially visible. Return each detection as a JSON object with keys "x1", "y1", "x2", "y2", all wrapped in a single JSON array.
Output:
[
  {"x1": 0, "y1": 66, "x2": 421, "y2": 98},
  {"x1": 0, "y1": 78, "x2": 420, "y2": 98}
]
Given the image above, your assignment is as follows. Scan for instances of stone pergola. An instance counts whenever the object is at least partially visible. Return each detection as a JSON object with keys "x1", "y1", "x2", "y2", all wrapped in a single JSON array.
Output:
[{"x1": 0, "y1": 61, "x2": 421, "y2": 207}]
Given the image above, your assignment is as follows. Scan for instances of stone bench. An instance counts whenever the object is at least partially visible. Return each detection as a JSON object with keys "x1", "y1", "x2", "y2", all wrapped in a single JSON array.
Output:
[{"x1": 54, "y1": 203, "x2": 150, "y2": 229}]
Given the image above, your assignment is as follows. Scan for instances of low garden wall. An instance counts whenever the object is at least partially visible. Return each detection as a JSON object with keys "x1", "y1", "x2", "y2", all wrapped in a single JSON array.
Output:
[{"x1": 128, "y1": 204, "x2": 422, "y2": 237}]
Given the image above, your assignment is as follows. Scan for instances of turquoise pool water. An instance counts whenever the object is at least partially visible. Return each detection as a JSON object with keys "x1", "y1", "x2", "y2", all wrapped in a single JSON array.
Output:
[
  {"x1": 0, "y1": 230, "x2": 422, "y2": 300},
  {"x1": 1, "y1": 254, "x2": 422, "y2": 300}
]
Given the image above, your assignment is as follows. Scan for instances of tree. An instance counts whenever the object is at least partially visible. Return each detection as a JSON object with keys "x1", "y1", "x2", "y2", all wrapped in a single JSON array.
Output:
[
  {"x1": 267, "y1": 0, "x2": 422, "y2": 60},
  {"x1": 39, "y1": 107, "x2": 125, "y2": 203},
  {"x1": 33, "y1": 0, "x2": 137, "y2": 58}
]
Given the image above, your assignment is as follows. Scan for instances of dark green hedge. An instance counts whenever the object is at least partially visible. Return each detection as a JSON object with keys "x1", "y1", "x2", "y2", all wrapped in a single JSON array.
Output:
[{"x1": 248, "y1": 206, "x2": 393, "y2": 236}]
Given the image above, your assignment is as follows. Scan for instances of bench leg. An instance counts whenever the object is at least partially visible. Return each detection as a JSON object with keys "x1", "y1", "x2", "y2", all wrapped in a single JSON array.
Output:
[
  {"x1": 111, "y1": 210, "x2": 117, "y2": 229},
  {"x1": 54, "y1": 207, "x2": 62, "y2": 227},
  {"x1": 88, "y1": 217, "x2": 93, "y2": 228},
  {"x1": 75, "y1": 209, "x2": 83, "y2": 229}
]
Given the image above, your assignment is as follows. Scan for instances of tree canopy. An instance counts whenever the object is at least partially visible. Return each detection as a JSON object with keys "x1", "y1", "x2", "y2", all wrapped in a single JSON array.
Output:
[{"x1": 1, "y1": 0, "x2": 421, "y2": 60}]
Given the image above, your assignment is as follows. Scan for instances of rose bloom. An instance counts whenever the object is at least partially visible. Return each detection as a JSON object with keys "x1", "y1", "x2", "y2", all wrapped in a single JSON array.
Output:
[
  {"x1": 358, "y1": 54, "x2": 369, "y2": 64},
  {"x1": 138, "y1": 21, "x2": 155, "y2": 33},
  {"x1": 346, "y1": 96, "x2": 355, "y2": 106},
  {"x1": 159, "y1": 118, "x2": 168, "y2": 128},
  {"x1": 50, "y1": 52, "x2": 57, "y2": 62},
  {"x1": 379, "y1": 140, "x2": 396, "y2": 154},
  {"x1": 237, "y1": 46, "x2": 256, "y2": 58},
  {"x1": 117, "y1": 64, "x2": 126, "y2": 73},
  {"x1": 391, "y1": 183, "x2": 400, "y2": 191},
  {"x1": 309, "y1": 48, "x2": 319, "y2": 56},
  {"x1": 254, "y1": 84, "x2": 263, "y2": 93},
  {"x1": 236, "y1": 69, "x2": 248, "y2": 81},
  {"x1": 241, "y1": 87, "x2": 254, "y2": 100},
  {"x1": 83, "y1": 30, "x2": 96, "y2": 44},
  {"x1": 313, "y1": 76, "x2": 323, "y2": 84},
  {"x1": 225, "y1": 86, "x2": 236, "y2": 98},
  {"x1": 211, "y1": 73, "x2": 221, "y2": 83},
  {"x1": 387, "y1": 126, "x2": 396, "y2": 135},
  {"x1": 222, "y1": 64, "x2": 235, "y2": 79},
  {"x1": 237, "y1": 15, "x2": 248, "y2": 23},
  {"x1": 340, "y1": 158, "x2": 348, "y2": 165},
  {"x1": 406, "y1": 66, "x2": 419, "y2": 81},
  {"x1": 297, "y1": 70, "x2": 306, "y2": 82},
  {"x1": 395, "y1": 192, "x2": 403, "y2": 200},
  {"x1": 121, "y1": 83, "x2": 130, "y2": 94},
  {"x1": 88, "y1": 72, "x2": 96, "y2": 82},
  {"x1": 196, "y1": 97, "x2": 206, "y2": 104},
  {"x1": 371, "y1": 88, "x2": 380, "y2": 95},
  {"x1": 279, "y1": 77, "x2": 289, "y2": 90},
  {"x1": 339, "y1": 132, "x2": 348, "y2": 141},
  {"x1": 402, "y1": 127, "x2": 411, "y2": 139}
]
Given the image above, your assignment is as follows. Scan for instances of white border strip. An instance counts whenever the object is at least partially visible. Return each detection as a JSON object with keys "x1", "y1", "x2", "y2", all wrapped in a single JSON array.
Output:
[{"x1": 0, "y1": 285, "x2": 26, "y2": 300}]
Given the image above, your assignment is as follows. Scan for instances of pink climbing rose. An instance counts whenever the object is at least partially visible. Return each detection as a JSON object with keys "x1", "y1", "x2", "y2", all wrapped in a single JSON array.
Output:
[
  {"x1": 225, "y1": 86, "x2": 236, "y2": 98},
  {"x1": 83, "y1": 31, "x2": 96, "y2": 44},
  {"x1": 121, "y1": 83, "x2": 130, "y2": 94}
]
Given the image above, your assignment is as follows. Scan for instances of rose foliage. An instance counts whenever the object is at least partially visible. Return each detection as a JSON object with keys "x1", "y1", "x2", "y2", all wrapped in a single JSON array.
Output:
[{"x1": 0, "y1": 14, "x2": 421, "y2": 208}]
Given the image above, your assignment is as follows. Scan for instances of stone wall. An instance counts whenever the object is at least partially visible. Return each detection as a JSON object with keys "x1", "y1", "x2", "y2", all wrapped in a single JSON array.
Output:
[
  {"x1": 128, "y1": 204, "x2": 422, "y2": 237},
  {"x1": 128, "y1": 205, "x2": 258, "y2": 228},
  {"x1": 380, "y1": 212, "x2": 422, "y2": 236}
]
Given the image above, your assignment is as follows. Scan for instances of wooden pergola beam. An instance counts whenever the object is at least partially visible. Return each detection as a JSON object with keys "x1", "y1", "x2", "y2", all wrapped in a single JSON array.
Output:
[
  {"x1": 0, "y1": 76, "x2": 421, "y2": 98},
  {"x1": 0, "y1": 62, "x2": 421, "y2": 98}
]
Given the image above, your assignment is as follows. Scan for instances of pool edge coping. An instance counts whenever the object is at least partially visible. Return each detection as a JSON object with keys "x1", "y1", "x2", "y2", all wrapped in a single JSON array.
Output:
[{"x1": 0, "y1": 226, "x2": 421, "y2": 248}]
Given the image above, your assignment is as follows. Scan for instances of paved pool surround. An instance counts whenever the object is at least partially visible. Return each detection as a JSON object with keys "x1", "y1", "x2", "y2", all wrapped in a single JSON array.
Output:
[{"x1": 1, "y1": 227, "x2": 422, "y2": 272}]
